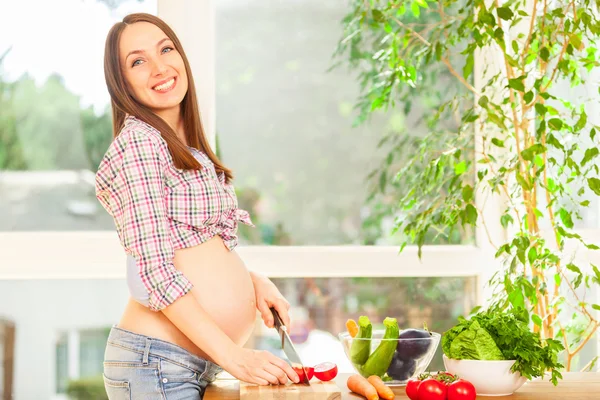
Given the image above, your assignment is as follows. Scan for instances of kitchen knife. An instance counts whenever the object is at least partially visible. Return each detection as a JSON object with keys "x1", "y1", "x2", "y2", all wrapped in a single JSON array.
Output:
[{"x1": 270, "y1": 307, "x2": 311, "y2": 385}]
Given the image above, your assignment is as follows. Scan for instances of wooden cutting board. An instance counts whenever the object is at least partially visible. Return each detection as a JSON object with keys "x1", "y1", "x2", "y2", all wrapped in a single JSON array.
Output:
[{"x1": 239, "y1": 381, "x2": 341, "y2": 399}]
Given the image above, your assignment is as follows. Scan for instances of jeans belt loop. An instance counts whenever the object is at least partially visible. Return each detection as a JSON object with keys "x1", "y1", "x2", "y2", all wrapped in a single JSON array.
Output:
[{"x1": 142, "y1": 338, "x2": 152, "y2": 365}]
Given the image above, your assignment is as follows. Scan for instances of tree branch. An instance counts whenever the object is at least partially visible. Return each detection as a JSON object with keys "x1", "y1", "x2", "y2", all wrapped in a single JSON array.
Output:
[{"x1": 390, "y1": 16, "x2": 479, "y2": 95}]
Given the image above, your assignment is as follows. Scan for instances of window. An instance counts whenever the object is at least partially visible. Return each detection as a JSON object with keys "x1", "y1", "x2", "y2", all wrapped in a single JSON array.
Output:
[
  {"x1": 54, "y1": 327, "x2": 111, "y2": 395},
  {"x1": 0, "y1": 0, "x2": 157, "y2": 232},
  {"x1": 216, "y1": 0, "x2": 474, "y2": 247},
  {"x1": 79, "y1": 328, "x2": 111, "y2": 379}
]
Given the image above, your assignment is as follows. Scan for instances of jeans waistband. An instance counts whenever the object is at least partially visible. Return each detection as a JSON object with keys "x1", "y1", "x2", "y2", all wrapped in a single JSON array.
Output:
[{"x1": 107, "y1": 325, "x2": 223, "y2": 381}]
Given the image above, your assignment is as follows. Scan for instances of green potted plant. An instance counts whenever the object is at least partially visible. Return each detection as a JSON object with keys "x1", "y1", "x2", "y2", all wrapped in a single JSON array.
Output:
[{"x1": 333, "y1": 0, "x2": 600, "y2": 377}]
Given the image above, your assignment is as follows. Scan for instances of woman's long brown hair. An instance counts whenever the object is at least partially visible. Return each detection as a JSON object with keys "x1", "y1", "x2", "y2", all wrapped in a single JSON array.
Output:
[{"x1": 103, "y1": 13, "x2": 232, "y2": 183}]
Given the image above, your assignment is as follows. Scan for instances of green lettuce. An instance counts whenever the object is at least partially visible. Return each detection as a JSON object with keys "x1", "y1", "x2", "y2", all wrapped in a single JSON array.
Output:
[
  {"x1": 447, "y1": 320, "x2": 504, "y2": 360},
  {"x1": 442, "y1": 309, "x2": 565, "y2": 385}
]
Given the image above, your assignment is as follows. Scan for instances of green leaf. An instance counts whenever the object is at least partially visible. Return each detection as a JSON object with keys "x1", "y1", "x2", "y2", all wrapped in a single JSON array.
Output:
[
  {"x1": 488, "y1": 113, "x2": 507, "y2": 129},
  {"x1": 464, "y1": 52, "x2": 474, "y2": 79},
  {"x1": 531, "y1": 314, "x2": 542, "y2": 327},
  {"x1": 588, "y1": 177, "x2": 600, "y2": 195},
  {"x1": 415, "y1": 0, "x2": 429, "y2": 8},
  {"x1": 559, "y1": 208, "x2": 574, "y2": 229},
  {"x1": 566, "y1": 263, "x2": 582, "y2": 274},
  {"x1": 447, "y1": 320, "x2": 504, "y2": 360},
  {"x1": 501, "y1": 214, "x2": 514, "y2": 228},
  {"x1": 508, "y1": 288, "x2": 525, "y2": 308},
  {"x1": 592, "y1": 264, "x2": 600, "y2": 284},
  {"x1": 491, "y1": 138, "x2": 504, "y2": 147},
  {"x1": 508, "y1": 78, "x2": 525, "y2": 92},
  {"x1": 547, "y1": 134, "x2": 564, "y2": 150},
  {"x1": 581, "y1": 200, "x2": 591, "y2": 206},
  {"x1": 540, "y1": 47, "x2": 550, "y2": 62},
  {"x1": 582, "y1": 148, "x2": 599, "y2": 166},
  {"x1": 547, "y1": 178, "x2": 558, "y2": 193},
  {"x1": 570, "y1": 34, "x2": 583, "y2": 51},
  {"x1": 528, "y1": 246, "x2": 538, "y2": 265},
  {"x1": 379, "y1": 170, "x2": 387, "y2": 193},
  {"x1": 516, "y1": 172, "x2": 531, "y2": 190},
  {"x1": 548, "y1": 118, "x2": 563, "y2": 130},
  {"x1": 455, "y1": 160, "x2": 467, "y2": 175},
  {"x1": 534, "y1": 154, "x2": 544, "y2": 168},
  {"x1": 592, "y1": 304, "x2": 600, "y2": 311},
  {"x1": 512, "y1": 40, "x2": 519, "y2": 55},
  {"x1": 411, "y1": 1, "x2": 420, "y2": 17},
  {"x1": 465, "y1": 204, "x2": 478, "y2": 225},
  {"x1": 574, "y1": 111, "x2": 587, "y2": 131},
  {"x1": 497, "y1": 7, "x2": 514, "y2": 20},
  {"x1": 535, "y1": 103, "x2": 547, "y2": 115},
  {"x1": 478, "y1": 95, "x2": 489, "y2": 109},
  {"x1": 521, "y1": 144, "x2": 546, "y2": 161},
  {"x1": 554, "y1": 273, "x2": 561, "y2": 286},
  {"x1": 462, "y1": 185, "x2": 474, "y2": 202},
  {"x1": 372, "y1": 9, "x2": 386, "y2": 23},
  {"x1": 524, "y1": 91, "x2": 534, "y2": 104}
]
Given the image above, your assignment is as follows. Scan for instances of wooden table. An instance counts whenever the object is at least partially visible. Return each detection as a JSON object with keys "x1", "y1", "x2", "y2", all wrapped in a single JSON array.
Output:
[{"x1": 205, "y1": 372, "x2": 600, "y2": 399}]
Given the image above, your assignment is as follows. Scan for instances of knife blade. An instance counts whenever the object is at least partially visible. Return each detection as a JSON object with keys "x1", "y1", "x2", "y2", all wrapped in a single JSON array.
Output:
[{"x1": 270, "y1": 307, "x2": 311, "y2": 385}]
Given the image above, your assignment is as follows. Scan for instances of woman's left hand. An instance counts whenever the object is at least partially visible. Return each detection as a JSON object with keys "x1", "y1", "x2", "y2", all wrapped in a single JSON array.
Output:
[{"x1": 251, "y1": 272, "x2": 291, "y2": 329}]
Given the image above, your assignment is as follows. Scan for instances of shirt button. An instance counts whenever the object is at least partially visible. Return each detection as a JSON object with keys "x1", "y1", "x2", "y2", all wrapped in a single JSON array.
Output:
[{"x1": 162, "y1": 378, "x2": 168, "y2": 383}]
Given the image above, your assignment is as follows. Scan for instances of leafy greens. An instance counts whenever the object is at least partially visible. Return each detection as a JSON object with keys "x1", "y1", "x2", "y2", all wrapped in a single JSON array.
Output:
[{"x1": 442, "y1": 308, "x2": 564, "y2": 385}]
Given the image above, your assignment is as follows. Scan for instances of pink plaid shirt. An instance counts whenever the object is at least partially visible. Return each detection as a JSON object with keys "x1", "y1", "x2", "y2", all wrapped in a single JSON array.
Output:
[{"x1": 95, "y1": 115, "x2": 254, "y2": 311}]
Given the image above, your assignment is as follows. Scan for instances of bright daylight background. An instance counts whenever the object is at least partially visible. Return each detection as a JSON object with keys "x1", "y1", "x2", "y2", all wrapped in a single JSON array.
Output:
[{"x1": 0, "y1": 0, "x2": 597, "y2": 399}]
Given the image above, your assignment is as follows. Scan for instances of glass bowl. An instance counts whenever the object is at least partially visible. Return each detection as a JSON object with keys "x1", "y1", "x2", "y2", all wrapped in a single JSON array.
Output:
[{"x1": 339, "y1": 329, "x2": 441, "y2": 385}]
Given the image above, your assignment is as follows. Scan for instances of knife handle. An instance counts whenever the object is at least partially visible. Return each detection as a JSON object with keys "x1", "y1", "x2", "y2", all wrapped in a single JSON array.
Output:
[{"x1": 270, "y1": 307, "x2": 285, "y2": 331}]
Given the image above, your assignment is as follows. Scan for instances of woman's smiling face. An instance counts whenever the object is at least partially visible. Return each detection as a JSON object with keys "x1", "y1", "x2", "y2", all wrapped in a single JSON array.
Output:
[{"x1": 119, "y1": 21, "x2": 188, "y2": 113}]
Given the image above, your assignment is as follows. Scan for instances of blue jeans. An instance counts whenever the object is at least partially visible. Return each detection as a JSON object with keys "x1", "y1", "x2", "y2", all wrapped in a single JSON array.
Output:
[{"x1": 103, "y1": 325, "x2": 223, "y2": 399}]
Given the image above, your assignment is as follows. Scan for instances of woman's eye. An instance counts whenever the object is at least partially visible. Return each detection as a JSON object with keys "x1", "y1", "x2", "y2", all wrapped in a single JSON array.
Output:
[
  {"x1": 132, "y1": 59, "x2": 143, "y2": 67},
  {"x1": 162, "y1": 46, "x2": 174, "y2": 54}
]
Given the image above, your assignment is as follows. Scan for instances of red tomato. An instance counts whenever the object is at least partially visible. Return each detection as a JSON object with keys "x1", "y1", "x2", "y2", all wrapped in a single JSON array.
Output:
[
  {"x1": 417, "y1": 378, "x2": 448, "y2": 400},
  {"x1": 448, "y1": 379, "x2": 477, "y2": 400},
  {"x1": 405, "y1": 377, "x2": 422, "y2": 400},
  {"x1": 292, "y1": 366, "x2": 314, "y2": 382},
  {"x1": 313, "y1": 362, "x2": 338, "y2": 381}
]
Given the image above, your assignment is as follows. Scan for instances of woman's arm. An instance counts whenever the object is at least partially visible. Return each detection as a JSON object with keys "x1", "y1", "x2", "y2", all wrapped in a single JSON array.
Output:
[
  {"x1": 249, "y1": 271, "x2": 293, "y2": 329},
  {"x1": 160, "y1": 292, "x2": 296, "y2": 383}
]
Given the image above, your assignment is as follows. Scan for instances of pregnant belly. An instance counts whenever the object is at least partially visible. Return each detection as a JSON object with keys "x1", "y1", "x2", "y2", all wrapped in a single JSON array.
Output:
[
  {"x1": 117, "y1": 236, "x2": 257, "y2": 362},
  {"x1": 173, "y1": 236, "x2": 258, "y2": 346}
]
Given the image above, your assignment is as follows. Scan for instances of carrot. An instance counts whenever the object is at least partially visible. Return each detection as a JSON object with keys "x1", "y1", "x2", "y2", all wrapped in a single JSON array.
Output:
[
  {"x1": 346, "y1": 318, "x2": 359, "y2": 338},
  {"x1": 368, "y1": 375, "x2": 395, "y2": 399},
  {"x1": 347, "y1": 374, "x2": 379, "y2": 400}
]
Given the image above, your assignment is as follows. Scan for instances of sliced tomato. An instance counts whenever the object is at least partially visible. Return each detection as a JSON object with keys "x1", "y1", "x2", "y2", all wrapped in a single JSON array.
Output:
[
  {"x1": 313, "y1": 362, "x2": 338, "y2": 382},
  {"x1": 292, "y1": 366, "x2": 314, "y2": 382}
]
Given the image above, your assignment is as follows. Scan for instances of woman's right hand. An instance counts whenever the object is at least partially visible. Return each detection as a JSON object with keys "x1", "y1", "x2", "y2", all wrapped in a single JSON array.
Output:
[{"x1": 223, "y1": 347, "x2": 300, "y2": 385}]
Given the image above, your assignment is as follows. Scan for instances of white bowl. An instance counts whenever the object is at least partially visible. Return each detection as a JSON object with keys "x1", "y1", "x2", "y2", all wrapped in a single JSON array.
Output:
[{"x1": 443, "y1": 355, "x2": 527, "y2": 396}]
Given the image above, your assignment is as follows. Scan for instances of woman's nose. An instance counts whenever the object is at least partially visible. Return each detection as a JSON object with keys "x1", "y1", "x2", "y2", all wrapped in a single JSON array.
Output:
[{"x1": 151, "y1": 59, "x2": 168, "y2": 76}]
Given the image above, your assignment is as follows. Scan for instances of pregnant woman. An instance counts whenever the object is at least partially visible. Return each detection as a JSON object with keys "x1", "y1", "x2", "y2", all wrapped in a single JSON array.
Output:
[{"x1": 96, "y1": 12, "x2": 299, "y2": 399}]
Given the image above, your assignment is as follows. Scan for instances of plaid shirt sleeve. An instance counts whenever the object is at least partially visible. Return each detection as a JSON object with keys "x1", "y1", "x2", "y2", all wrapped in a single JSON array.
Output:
[{"x1": 96, "y1": 129, "x2": 193, "y2": 311}]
